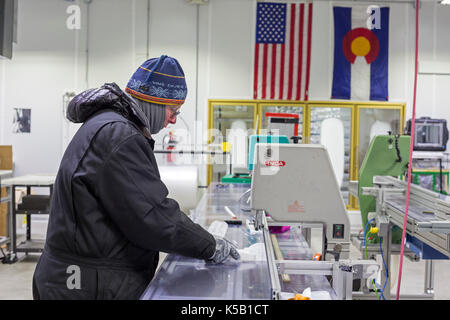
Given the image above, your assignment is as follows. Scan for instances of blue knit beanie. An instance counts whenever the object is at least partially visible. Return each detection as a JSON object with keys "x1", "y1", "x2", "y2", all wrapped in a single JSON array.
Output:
[{"x1": 125, "y1": 55, "x2": 187, "y2": 106}]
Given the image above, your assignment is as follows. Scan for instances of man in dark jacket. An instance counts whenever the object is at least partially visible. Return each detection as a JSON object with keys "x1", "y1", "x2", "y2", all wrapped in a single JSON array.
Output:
[{"x1": 32, "y1": 55, "x2": 239, "y2": 300}]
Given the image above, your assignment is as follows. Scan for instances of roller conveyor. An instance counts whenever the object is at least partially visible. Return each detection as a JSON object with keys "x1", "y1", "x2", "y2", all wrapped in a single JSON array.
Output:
[{"x1": 370, "y1": 176, "x2": 450, "y2": 258}]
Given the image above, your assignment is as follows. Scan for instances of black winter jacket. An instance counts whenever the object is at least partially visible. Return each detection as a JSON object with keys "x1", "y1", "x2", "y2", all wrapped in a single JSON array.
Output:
[{"x1": 32, "y1": 83, "x2": 215, "y2": 300}]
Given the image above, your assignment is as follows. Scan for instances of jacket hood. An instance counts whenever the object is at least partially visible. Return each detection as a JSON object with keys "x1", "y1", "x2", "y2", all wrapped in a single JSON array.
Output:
[{"x1": 66, "y1": 83, "x2": 147, "y2": 127}]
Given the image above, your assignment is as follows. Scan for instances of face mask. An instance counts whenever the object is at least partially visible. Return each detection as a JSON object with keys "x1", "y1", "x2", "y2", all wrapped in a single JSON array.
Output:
[{"x1": 134, "y1": 99, "x2": 166, "y2": 135}]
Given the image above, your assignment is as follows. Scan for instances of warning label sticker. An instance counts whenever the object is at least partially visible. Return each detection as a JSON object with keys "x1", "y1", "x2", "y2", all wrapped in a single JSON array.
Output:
[
  {"x1": 288, "y1": 200, "x2": 305, "y2": 213},
  {"x1": 265, "y1": 160, "x2": 286, "y2": 167}
]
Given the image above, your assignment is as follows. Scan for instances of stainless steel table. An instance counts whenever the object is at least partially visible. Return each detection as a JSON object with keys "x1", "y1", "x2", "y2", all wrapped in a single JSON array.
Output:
[{"x1": 141, "y1": 183, "x2": 335, "y2": 300}]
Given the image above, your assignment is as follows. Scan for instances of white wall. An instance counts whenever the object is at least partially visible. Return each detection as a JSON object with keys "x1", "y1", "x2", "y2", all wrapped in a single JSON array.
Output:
[
  {"x1": 0, "y1": 0, "x2": 449, "y2": 180},
  {"x1": 0, "y1": 0, "x2": 82, "y2": 175},
  {"x1": 0, "y1": 58, "x2": 5, "y2": 145}
]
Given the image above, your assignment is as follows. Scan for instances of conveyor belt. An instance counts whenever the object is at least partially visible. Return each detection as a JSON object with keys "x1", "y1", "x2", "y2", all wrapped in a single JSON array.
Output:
[
  {"x1": 385, "y1": 196, "x2": 439, "y2": 223},
  {"x1": 141, "y1": 183, "x2": 335, "y2": 300},
  {"x1": 373, "y1": 176, "x2": 450, "y2": 257}
]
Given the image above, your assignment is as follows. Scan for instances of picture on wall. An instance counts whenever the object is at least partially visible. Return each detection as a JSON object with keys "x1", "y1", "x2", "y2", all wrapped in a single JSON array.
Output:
[{"x1": 12, "y1": 108, "x2": 31, "y2": 133}]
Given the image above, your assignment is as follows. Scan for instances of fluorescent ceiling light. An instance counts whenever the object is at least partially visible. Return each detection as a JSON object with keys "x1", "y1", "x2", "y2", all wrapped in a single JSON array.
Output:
[{"x1": 440, "y1": 0, "x2": 450, "y2": 5}]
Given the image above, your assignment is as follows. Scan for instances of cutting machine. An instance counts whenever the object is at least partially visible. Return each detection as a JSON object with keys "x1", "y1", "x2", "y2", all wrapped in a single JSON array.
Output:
[
  {"x1": 251, "y1": 143, "x2": 351, "y2": 259},
  {"x1": 250, "y1": 143, "x2": 378, "y2": 299}
]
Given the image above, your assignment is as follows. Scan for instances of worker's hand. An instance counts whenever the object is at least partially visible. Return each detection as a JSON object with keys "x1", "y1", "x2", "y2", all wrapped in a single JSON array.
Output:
[{"x1": 206, "y1": 236, "x2": 240, "y2": 264}]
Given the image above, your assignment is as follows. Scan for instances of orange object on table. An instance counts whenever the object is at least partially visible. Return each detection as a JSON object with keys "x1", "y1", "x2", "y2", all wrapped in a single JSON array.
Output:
[{"x1": 288, "y1": 294, "x2": 311, "y2": 300}]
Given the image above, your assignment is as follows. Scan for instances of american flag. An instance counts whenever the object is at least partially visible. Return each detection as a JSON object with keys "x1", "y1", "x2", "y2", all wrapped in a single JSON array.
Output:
[{"x1": 254, "y1": 2, "x2": 313, "y2": 101}]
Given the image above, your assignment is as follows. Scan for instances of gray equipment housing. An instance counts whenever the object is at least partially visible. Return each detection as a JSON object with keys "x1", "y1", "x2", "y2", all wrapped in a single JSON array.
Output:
[{"x1": 251, "y1": 143, "x2": 350, "y2": 259}]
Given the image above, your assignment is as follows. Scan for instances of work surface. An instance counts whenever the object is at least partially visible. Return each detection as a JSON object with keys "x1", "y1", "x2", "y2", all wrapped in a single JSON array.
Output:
[
  {"x1": 0, "y1": 171, "x2": 13, "y2": 178},
  {"x1": 141, "y1": 183, "x2": 334, "y2": 300},
  {"x1": 0, "y1": 174, "x2": 56, "y2": 186}
]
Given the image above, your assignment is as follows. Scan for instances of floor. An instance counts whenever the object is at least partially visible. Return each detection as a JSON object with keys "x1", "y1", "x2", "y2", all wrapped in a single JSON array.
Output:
[
  {"x1": 0, "y1": 251, "x2": 169, "y2": 300},
  {"x1": 347, "y1": 243, "x2": 450, "y2": 300},
  {"x1": 1, "y1": 237, "x2": 450, "y2": 300}
]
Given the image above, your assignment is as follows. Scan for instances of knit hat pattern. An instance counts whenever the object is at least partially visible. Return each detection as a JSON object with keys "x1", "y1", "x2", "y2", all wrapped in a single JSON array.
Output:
[{"x1": 125, "y1": 55, "x2": 187, "y2": 106}]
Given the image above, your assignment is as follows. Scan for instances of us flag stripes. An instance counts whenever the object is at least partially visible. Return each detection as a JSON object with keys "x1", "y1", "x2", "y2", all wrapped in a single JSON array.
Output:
[{"x1": 253, "y1": 2, "x2": 313, "y2": 101}]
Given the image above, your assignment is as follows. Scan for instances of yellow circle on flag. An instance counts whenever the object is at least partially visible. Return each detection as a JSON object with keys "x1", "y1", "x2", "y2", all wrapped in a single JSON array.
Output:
[{"x1": 351, "y1": 36, "x2": 371, "y2": 57}]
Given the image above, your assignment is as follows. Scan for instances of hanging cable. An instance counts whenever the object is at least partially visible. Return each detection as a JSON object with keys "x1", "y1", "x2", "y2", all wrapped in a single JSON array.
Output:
[
  {"x1": 363, "y1": 218, "x2": 375, "y2": 260},
  {"x1": 364, "y1": 218, "x2": 385, "y2": 300},
  {"x1": 395, "y1": 134, "x2": 402, "y2": 163},
  {"x1": 396, "y1": 0, "x2": 420, "y2": 300},
  {"x1": 379, "y1": 237, "x2": 389, "y2": 300}
]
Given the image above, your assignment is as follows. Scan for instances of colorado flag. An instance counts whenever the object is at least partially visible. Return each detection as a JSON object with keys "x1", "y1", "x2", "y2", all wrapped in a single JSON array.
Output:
[{"x1": 332, "y1": 6, "x2": 389, "y2": 101}]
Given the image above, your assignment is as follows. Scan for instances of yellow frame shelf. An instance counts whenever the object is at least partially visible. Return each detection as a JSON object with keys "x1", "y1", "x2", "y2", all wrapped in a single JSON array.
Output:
[{"x1": 208, "y1": 99, "x2": 406, "y2": 209}]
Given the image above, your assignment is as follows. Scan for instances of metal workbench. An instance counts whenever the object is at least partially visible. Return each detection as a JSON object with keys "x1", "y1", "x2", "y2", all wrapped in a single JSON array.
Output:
[
  {"x1": 1, "y1": 174, "x2": 56, "y2": 263},
  {"x1": 141, "y1": 183, "x2": 336, "y2": 300},
  {"x1": 0, "y1": 170, "x2": 13, "y2": 259}
]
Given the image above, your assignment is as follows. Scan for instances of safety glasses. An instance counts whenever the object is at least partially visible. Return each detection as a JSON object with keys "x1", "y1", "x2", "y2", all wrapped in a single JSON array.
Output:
[{"x1": 167, "y1": 106, "x2": 181, "y2": 118}]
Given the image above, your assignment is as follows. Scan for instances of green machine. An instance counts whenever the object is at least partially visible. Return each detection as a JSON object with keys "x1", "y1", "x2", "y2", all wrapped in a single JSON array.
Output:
[
  {"x1": 221, "y1": 174, "x2": 252, "y2": 184},
  {"x1": 358, "y1": 135, "x2": 411, "y2": 243}
]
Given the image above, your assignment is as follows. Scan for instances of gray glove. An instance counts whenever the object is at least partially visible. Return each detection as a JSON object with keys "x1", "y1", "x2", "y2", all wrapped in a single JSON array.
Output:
[{"x1": 206, "y1": 236, "x2": 240, "y2": 264}]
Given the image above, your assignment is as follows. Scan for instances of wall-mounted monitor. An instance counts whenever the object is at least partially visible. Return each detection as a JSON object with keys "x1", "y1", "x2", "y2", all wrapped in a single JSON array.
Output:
[{"x1": 405, "y1": 117, "x2": 449, "y2": 151}]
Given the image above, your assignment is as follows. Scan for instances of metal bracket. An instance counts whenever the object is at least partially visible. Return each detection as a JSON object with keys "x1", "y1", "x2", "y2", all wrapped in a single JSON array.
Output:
[
  {"x1": 254, "y1": 210, "x2": 264, "y2": 231},
  {"x1": 377, "y1": 215, "x2": 390, "y2": 237},
  {"x1": 361, "y1": 187, "x2": 379, "y2": 197}
]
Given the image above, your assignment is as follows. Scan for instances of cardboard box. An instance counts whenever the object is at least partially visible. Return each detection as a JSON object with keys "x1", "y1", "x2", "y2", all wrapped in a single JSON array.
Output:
[
  {"x1": 0, "y1": 187, "x2": 6, "y2": 237},
  {"x1": 0, "y1": 146, "x2": 13, "y2": 170},
  {"x1": 0, "y1": 202, "x2": 7, "y2": 237}
]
